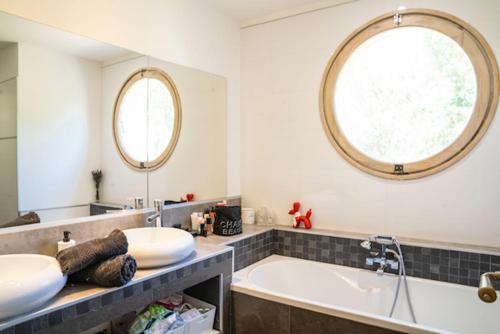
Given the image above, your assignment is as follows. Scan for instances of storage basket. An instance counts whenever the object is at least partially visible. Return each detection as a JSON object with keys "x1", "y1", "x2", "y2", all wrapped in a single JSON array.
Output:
[{"x1": 182, "y1": 294, "x2": 216, "y2": 334}]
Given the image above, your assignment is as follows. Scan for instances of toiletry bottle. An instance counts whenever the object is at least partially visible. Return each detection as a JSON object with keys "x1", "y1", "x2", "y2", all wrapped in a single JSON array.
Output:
[
  {"x1": 200, "y1": 223, "x2": 206, "y2": 237},
  {"x1": 191, "y1": 212, "x2": 200, "y2": 231},
  {"x1": 197, "y1": 216, "x2": 204, "y2": 235},
  {"x1": 58, "y1": 231, "x2": 76, "y2": 252},
  {"x1": 206, "y1": 217, "x2": 213, "y2": 235},
  {"x1": 209, "y1": 207, "x2": 216, "y2": 225}
]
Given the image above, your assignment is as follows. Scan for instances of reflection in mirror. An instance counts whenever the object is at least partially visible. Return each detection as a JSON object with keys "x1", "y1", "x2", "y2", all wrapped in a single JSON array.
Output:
[
  {"x1": 0, "y1": 12, "x2": 227, "y2": 228},
  {"x1": 114, "y1": 68, "x2": 181, "y2": 170}
]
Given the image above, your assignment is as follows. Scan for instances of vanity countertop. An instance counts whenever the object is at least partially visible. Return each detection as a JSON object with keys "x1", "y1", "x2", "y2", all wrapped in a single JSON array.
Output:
[
  {"x1": 0, "y1": 224, "x2": 262, "y2": 331},
  {"x1": 0, "y1": 239, "x2": 232, "y2": 331}
]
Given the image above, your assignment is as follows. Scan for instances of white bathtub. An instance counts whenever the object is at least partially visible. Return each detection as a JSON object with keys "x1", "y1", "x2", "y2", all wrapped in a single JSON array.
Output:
[{"x1": 232, "y1": 255, "x2": 500, "y2": 334}]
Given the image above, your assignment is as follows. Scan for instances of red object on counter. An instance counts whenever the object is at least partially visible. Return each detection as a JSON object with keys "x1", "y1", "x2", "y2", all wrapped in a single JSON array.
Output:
[
  {"x1": 288, "y1": 202, "x2": 312, "y2": 229},
  {"x1": 180, "y1": 193, "x2": 195, "y2": 202},
  {"x1": 288, "y1": 202, "x2": 301, "y2": 215}
]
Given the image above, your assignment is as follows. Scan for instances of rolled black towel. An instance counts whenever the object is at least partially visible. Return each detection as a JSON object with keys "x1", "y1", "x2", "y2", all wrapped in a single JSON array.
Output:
[
  {"x1": 70, "y1": 254, "x2": 137, "y2": 287},
  {"x1": 56, "y1": 229, "x2": 128, "y2": 275}
]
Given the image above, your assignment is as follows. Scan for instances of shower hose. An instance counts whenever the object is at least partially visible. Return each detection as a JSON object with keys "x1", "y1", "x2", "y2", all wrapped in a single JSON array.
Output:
[{"x1": 388, "y1": 240, "x2": 417, "y2": 323}]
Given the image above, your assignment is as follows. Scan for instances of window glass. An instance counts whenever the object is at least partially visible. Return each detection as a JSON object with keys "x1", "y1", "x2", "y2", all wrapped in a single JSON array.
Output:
[
  {"x1": 334, "y1": 27, "x2": 476, "y2": 164},
  {"x1": 114, "y1": 69, "x2": 180, "y2": 170},
  {"x1": 320, "y1": 10, "x2": 499, "y2": 179}
]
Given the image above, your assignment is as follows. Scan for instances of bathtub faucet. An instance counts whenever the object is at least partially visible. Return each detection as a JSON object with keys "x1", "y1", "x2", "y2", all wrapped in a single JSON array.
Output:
[
  {"x1": 361, "y1": 235, "x2": 399, "y2": 276},
  {"x1": 478, "y1": 271, "x2": 500, "y2": 303}
]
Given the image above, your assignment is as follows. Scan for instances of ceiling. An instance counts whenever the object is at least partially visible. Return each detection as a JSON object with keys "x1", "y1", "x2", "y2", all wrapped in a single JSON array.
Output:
[
  {"x1": 207, "y1": 0, "x2": 352, "y2": 26},
  {"x1": 0, "y1": 11, "x2": 135, "y2": 62}
]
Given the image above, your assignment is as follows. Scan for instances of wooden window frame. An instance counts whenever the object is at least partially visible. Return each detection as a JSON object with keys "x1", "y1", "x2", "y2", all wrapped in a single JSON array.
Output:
[
  {"x1": 319, "y1": 9, "x2": 499, "y2": 180},
  {"x1": 113, "y1": 67, "x2": 182, "y2": 171}
]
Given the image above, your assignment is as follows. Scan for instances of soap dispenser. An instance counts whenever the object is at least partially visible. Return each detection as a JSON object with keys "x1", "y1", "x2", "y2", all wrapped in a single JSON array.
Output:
[{"x1": 58, "y1": 231, "x2": 76, "y2": 252}]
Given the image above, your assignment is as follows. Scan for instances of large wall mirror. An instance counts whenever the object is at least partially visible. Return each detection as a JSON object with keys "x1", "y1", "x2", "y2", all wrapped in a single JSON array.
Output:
[{"x1": 0, "y1": 11, "x2": 227, "y2": 228}]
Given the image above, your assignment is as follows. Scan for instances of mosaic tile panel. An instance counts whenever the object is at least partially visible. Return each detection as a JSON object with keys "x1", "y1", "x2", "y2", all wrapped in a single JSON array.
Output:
[
  {"x1": 232, "y1": 292, "x2": 403, "y2": 334},
  {"x1": 226, "y1": 228, "x2": 499, "y2": 289},
  {"x1": 273, "y1": 229, "x2": 500, "y2": 288},
  {"x1": 228, "y1": 230, "x2": 274, "y2": 271}
]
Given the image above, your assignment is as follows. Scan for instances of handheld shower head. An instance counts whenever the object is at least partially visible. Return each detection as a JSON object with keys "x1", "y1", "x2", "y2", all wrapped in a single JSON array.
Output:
[
  {"x1": 478, "y1": 273, "x2": 499, "y2": 303},
  {"x1": 360, "y1": 240, "x2": 371, "y2": 250},
  {"x1": 369, "y1": 235, "x2": 396, "y2": 245}
]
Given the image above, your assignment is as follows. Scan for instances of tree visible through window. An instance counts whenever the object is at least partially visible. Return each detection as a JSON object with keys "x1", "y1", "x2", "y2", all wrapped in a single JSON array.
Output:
[
  {"x1": 334, "y1": 27, "x2": 476, "y2": 164},
  {"x1": 320, "y1": 9, "x2": 499, "y2": 179}
]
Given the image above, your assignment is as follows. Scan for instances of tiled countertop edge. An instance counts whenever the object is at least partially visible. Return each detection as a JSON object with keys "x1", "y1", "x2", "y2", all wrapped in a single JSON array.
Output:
[{"x1": 0, "y1": 242, "x2": 233, "y2": 331}]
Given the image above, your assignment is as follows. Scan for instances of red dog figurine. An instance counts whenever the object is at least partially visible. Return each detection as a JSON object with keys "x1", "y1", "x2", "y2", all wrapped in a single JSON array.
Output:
[{"x1": 288, "y1": 202, "x2": 312, "y2": 229}]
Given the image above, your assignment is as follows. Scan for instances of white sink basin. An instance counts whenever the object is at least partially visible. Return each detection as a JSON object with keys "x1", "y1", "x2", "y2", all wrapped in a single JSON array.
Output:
[
  {"x1": 0, "y1": 254, "x2": 67, "y2": 319},
  {"x1": 124, "y1": 227, "x2": 195, "y2": 268}
]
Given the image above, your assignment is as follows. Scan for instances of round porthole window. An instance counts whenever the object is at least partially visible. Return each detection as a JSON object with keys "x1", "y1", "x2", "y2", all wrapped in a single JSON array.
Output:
[
  {"x1": 113, "y1": 68, "x2": 181, "y2": 170},
  {"x1": 320, "y1": 9, "x2": 499, "y2": 179}
]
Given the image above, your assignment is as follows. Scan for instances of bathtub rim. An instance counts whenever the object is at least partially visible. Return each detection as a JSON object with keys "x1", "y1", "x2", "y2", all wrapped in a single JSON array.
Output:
[{"x1": 232, "y1": 255, "x2": 461, "y2": 334}]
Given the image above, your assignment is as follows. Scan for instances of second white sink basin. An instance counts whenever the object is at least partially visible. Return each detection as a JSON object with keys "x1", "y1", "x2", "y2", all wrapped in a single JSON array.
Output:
[
  {"x1": 0, "y1": 254, "x2": 67, "y2": 320},
  {"x1": 124, "y1": 227, "x2": 195, "y2": 268}
]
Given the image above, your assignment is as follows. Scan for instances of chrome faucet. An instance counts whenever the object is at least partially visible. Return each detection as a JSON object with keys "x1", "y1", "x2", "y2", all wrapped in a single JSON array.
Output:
[
  {"x1": 146, "y1": 199, "x2": 163, "y2": 227},
  {"x1": 478, "y1": 271, "x2": 500, "y2": 303},
  {"x1": 361, "y1": 235, "x2": 399, "y2": 276}
]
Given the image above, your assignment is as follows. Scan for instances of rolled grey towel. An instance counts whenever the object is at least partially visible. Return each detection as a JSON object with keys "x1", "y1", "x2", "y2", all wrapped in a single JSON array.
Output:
[
  {"x1": 70, "y1": 254, "x2": 137, "y2": 287},
  {"x1": 1, "y1": 211, "x2": 40, "y2": 228},
  {"x1": 56, "y1": 229, "x2": 128, "y2": 275}
]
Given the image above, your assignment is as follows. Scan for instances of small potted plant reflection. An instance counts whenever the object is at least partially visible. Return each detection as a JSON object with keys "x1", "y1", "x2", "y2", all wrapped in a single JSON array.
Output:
[{"x1": 91, "y1": 169, "x2": 103, "y2": 202}]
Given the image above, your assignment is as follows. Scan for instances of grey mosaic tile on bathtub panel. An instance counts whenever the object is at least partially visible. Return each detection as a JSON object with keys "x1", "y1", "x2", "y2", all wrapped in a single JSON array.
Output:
[
  {"x1": 1, "y1": 250, "x2": 233, "y2": 334},
  {"x1": 228, "y1": 230, "x2": 274, "y2": 271},
  {"x1": 272, "y1": 229, "x2": 499, "y2": 288},
  {"x1": 232, "y1": 292, "x2": 404, "y2": 334}
]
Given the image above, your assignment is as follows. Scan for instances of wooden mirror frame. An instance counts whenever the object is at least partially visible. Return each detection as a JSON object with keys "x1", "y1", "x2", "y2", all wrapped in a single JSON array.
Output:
[
  {"x1": 320, "y1": 9, "x2": 499, "y2": 180},
  {"x1": 113, "y1": 67, "x2": 181, "y2": 171}
]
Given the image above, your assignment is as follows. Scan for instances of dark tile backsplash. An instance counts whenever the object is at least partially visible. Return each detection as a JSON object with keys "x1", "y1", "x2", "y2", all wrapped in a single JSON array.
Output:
[
  {"x1": 228, "y1": 230, "x2": 274, "y2": 271},
  {"x1": 231, "y1": 228, "x2": 499, "y2": 288}
]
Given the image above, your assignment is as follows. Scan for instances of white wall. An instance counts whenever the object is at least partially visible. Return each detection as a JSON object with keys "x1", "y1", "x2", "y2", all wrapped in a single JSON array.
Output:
[
  {"x1": 100, "y1": 56, "x2": 227, "y2": 206},
  {"x1": 0, "y1": 138, "x2": 17, "y2": 223},
  {"x1": 0, "y1": 43, "x2": 17, "y2": 82},
  {"x1": 148, "y1": 57, "x2": 227, "y2": 203},
  {"x1": 0, "y1": 44, "x2": 17, "y2": 224},
  {"x1": 241, "y1": 0, "x2": 500, "y2": 247},
  {"x1": 17, "y1": 43, "x2": 101, "y2": 214},
  {"x1": 0, "y1": 0, "x2": 241, "y2": 196},
  {"x1": 100, "y1": 56, "x2": 148, "y2": 207}
]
